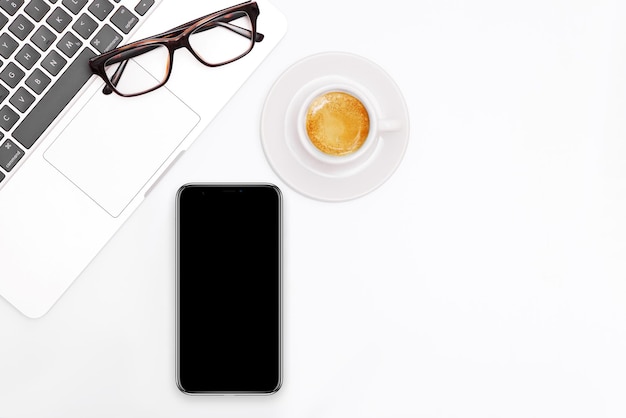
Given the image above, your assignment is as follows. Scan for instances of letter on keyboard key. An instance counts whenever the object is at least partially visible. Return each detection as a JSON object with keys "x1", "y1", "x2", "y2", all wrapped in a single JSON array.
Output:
[
  {"x1": 10, "y1": 87, "x2": 36, "y2": 113},
  {"x1": 0, "y1": 33, "x2": 19, "y2": 58},
  {"x1": 9, "y1": 14, "x2": 35, "y2": 40},
  {"x1": 47, "y1": 7, "x2": 72, "y2": 33},
  {"x1": 0, "y1": 105, "x2": 19, "y2": 131},
  {"x1": 15, "y1": 44, "x2": 42, "y2": 70},
  {"x1": 25, "y1": 68, "x2": 51, "y2": 94},
  {"x1": 41, "y1": 49, "x2": 67, "y2": 76},
  {"x1": 0, "y1": 62, "x2": 25, "y2": 88},
  {"x1": 13, "y1": 48, "x2": 95, "y2": 149},
  {"x1": 31, "y1": 25, "x2": 57, "y2": 51},
  {"x1": 61, "y1": 0, "x2": 88, "y2": 15},
  {"x1": 57, "y1": 32, "x2": 82, "y2": 58}
]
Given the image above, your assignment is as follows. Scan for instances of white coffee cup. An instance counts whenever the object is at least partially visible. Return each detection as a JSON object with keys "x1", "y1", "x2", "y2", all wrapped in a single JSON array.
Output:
[{"x1": 291, "y1": 77, "x2": 400, "y2": 174}]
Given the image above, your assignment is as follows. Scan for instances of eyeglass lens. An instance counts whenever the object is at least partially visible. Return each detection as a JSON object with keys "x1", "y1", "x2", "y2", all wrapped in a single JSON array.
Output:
[{"x1": 103, "y1": 11, "x2": 254, "y2": 96}]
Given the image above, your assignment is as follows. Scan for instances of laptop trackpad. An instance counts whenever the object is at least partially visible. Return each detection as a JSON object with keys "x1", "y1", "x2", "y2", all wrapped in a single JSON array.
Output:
[{"x1": 44, "y1": 67, "x2": 200, "y2": 217}]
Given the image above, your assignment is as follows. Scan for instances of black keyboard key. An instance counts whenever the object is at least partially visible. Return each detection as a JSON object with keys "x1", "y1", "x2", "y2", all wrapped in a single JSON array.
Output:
[
  {"x1": 0, "y1": 13, "x2": 8, "y2": 30},
  {"x1": 10, "y1": 86, "x2": 35, "y2": 112},
  {"x1": 0, "y1": 62, "x2": 25, "y2": 87},
  {"x1": 72, "y1": 12, "x2": 97, "y2": 39},
  {"x1": 90, "y1": 23, "x2": 121, "y2": 53},
  {"x1": 0, "y1": 139, "x2": 24, "y2": 171},
  {"x1": 15, "y1": 43, "x2": 41, "y2": 69},
  {"x1": 9, "y1": 14, "x2": 36, "y2": 40},
  {"x1": 110, "y1": 5, "x2": 137, "y2": 34},
  {"x1": 0, "y1": 170, "x2": 5, "y2": 182},
  {"x1": 47, "y1": 7, "x2": 71, "y2": 32},
  {"x1": 134, "y1": 0, "x2": 153, "y2": 16},
  {"x1": 25, "y1": 68, "x2": 50, "y2": 94},
  {"x1": 13, "y1": 48, "x2": 95, "y2": 149},
  {"x1": 0, "y1": 84, "x2": 8, "y2": 102},
  {"x1": 25, "y1": 0, "x2": 51, "y2": 21},
  {"x1": 41, "y1": 49, "x2": 66, "y2": 75},
  {"x1": 31, "y1": 25, "x2": 56, "y2": 51},
  {"x1": 88, "y1": 0, "x2": 113, "y2": 21},
  {"x1": 0, "y1": 33, "x2": 18, "y2": 58},
  {"x1": 61, "y1": 0, "x2": 87, "y2": 14},
  {"x1": 56, "y1": 31, "x2": 81, "y2": 57},
  {"x1": 0, "y1": 105, "x2": 19, "y2": 130},
  {"x1": 0, "y1": 0, "x2": 24, "y2": 16}
]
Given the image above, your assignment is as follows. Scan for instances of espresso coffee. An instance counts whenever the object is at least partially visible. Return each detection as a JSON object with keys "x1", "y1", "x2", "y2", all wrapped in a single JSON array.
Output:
[{"x1": 305, "y1": 91, "x2": 370, "y2": 157}]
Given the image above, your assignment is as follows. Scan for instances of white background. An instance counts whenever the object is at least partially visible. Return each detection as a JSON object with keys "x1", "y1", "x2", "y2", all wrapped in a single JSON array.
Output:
[{"x1": 3, "y1": 0, "x2": 626, "y2": 416}]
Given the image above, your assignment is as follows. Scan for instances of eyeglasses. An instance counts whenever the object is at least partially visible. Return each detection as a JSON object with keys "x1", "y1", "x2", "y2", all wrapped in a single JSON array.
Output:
[{"x1": 88, "y1": 1, "x2": 264, "y2": 97}]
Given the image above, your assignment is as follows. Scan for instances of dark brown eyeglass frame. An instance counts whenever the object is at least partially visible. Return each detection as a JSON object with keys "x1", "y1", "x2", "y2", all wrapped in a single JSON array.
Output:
[{"x1": 88, "y1": 1, "x2": 264, "y2": 97}]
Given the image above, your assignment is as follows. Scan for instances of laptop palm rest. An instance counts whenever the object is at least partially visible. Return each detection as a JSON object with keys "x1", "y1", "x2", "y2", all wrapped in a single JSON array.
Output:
[{"x1": 44, "y1": 65, "x2": 200, "y2": 217}]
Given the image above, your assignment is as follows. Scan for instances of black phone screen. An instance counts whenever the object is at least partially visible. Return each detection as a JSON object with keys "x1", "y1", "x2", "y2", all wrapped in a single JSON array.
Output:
[{"x1": 176, "y1": 184, "x2": 281, "y2": 394}]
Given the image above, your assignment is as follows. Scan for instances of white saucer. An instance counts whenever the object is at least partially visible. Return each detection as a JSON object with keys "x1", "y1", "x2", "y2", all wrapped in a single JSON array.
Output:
[{"x1": 260, "y1": 52, "x2": 410, "y2": 202}]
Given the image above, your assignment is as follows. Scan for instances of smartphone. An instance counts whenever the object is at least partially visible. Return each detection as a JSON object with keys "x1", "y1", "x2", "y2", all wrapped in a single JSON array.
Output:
[{"x1": 175, "y1": 183, "x2": 282, "y2": 395}]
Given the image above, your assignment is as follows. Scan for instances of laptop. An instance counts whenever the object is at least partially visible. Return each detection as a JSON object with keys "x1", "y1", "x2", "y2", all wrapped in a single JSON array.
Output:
[{"x1": 0, "y1": 0, "x2": 287, "y2": 318}]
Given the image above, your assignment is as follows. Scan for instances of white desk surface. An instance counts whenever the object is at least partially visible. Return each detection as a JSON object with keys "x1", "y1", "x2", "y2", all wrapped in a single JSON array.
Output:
[{"x1": 3, "y1": 0, "x2": 626, "y2": 416}]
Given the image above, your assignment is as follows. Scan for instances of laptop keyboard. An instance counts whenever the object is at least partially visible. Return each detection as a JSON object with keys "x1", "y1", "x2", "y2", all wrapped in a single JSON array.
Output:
[{"x1": 0, "y1": 0, "x2": 155, "y2": 185}]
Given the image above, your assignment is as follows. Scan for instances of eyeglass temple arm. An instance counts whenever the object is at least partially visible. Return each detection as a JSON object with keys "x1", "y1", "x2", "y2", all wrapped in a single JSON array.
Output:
[
  {"x1": 194, "y1": 20, "x2": 264, "y2": 42},
  {"x1": 158, "y1": 10, "x2": 264, "y2": 41},
  {"x1": 102, "y1": 46, "x2": 146, "y2": 95},
  {"x1": 102, "y1": 21, "x2": 262, "y2": 95},
  {"x1": 102, "y1": 59, "x2": 129, "y2": 95}
]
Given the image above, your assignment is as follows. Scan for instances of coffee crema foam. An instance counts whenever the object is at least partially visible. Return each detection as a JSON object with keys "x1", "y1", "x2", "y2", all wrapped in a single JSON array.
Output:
[{"x1": 305, "y1": 91, "x2": 370, "y2": 157}]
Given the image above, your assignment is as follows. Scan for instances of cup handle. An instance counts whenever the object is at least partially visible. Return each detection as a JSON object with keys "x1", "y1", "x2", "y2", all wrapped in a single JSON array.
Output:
[{"x1": 378, "y1": 119, "x2": 402, "y2": 132}]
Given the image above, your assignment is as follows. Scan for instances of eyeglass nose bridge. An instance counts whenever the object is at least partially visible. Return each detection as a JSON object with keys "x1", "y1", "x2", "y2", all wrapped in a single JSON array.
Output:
[
  {"x1": 157, "y1": 30, "x2": 212, "y2": 71},
  {"x1": 158, "y1": 37, "x2": 209, "y2": 80}
]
